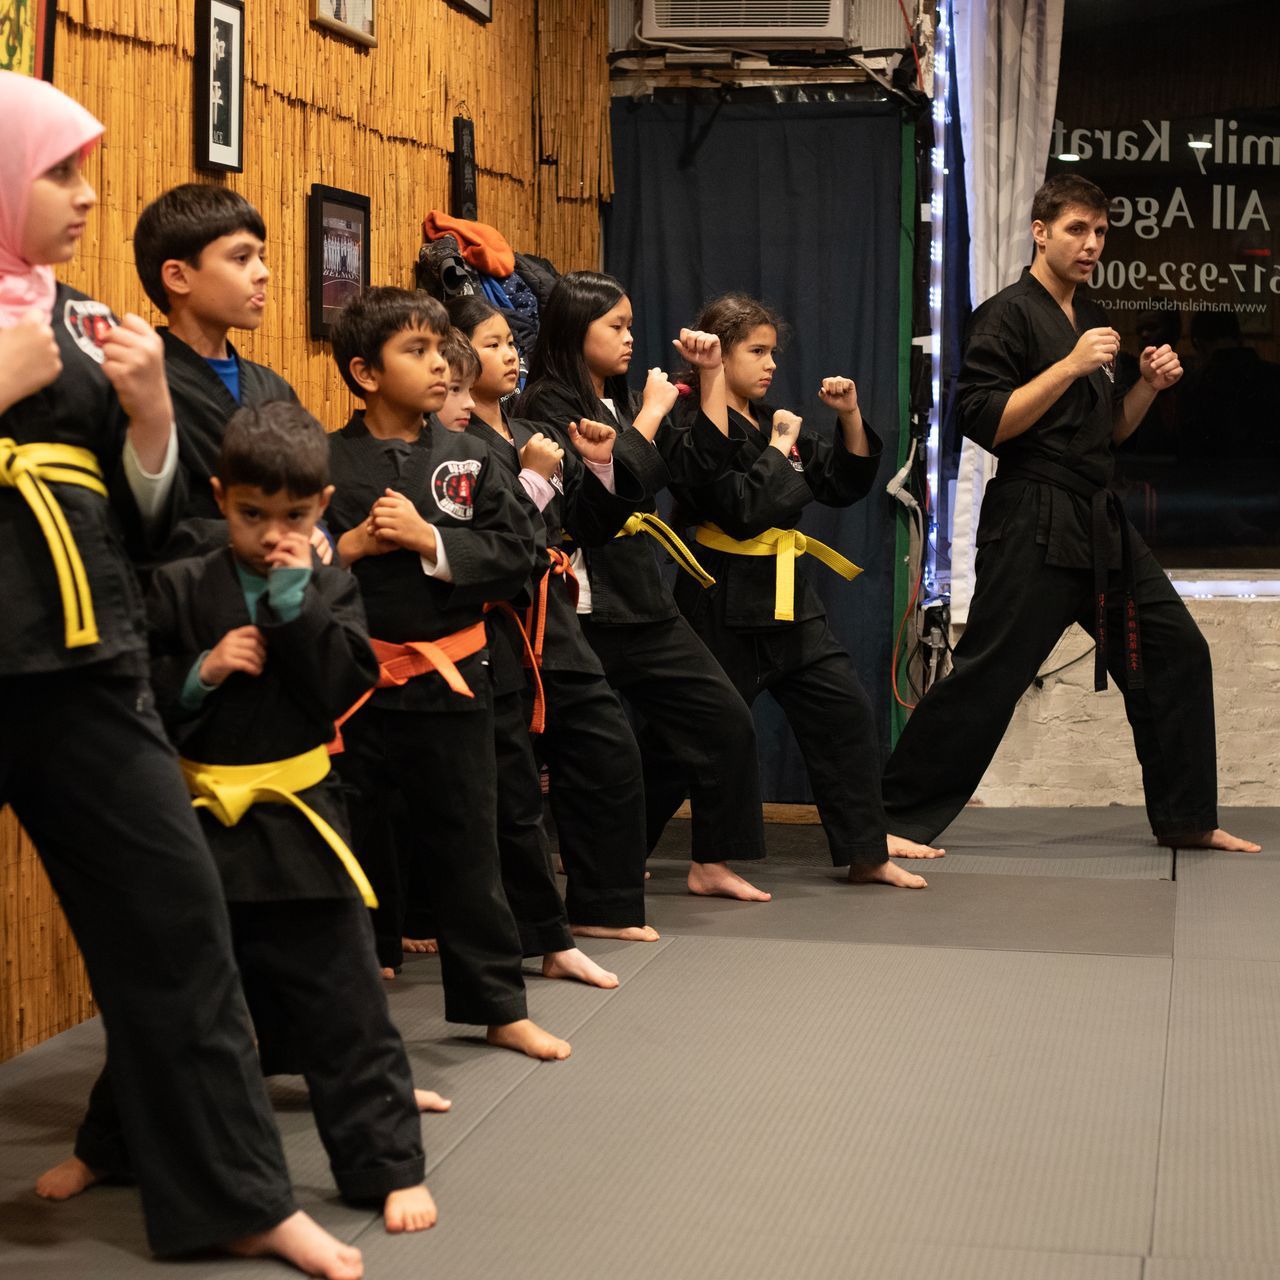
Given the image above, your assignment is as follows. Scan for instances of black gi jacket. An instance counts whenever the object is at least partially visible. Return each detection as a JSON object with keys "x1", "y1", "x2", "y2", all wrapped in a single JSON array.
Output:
[
  {"x1": 958, "y1": 269, "x2": 1125, "y2": 569},
  {"x1": 326, "y1": 412, "x2": 538, "y2": 712},
  {"x1": 671, "y1": 403, "x2": 883, "y2": 629},
  {"x1": 0, "y1": 285, "x2": 167, "y2": 676},
  {"x1": 161, "y1": 328, "x2": 299, "y2": 521},
  {"x1": 148, "y1": 547, "x2": 378, "y2": 902},
  {"x1": 466, "y1": 411, "x2": 645, "y2": 674},
  {"x1": 518, "y1": 378, "x2": 741, "y2": 623}
]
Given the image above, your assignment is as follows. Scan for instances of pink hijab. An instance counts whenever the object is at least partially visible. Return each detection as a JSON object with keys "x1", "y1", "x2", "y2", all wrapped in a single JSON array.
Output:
[{"x1": 0, "y1": 70, "x2": 104, "y2": 328}]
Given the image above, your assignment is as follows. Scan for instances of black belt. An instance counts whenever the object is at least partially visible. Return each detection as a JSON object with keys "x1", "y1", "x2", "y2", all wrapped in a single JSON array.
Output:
[{"x1": 997, "y1": 460, "x2": 1143, "y2": 693}]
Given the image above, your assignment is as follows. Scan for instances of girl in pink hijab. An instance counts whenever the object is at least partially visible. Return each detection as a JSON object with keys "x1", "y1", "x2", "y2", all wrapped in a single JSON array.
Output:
[{"x1": 0, "y1": 70, "x2": 363, "y2": 1280}]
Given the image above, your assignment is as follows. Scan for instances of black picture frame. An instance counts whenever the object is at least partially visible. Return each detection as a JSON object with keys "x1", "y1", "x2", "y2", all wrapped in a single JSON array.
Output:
[
  {"x1": 194, "y1": 0, "x2": 244, "y2": 173},
  {"x1": 448, "y1": 0, "x2": 492, "y2": 23},
  {"x1": 0, "y1": 0, "x2": 56, "y2": 80},
  {"x1": 309, "y1": 184, "x2": 372, "y2": 341}
]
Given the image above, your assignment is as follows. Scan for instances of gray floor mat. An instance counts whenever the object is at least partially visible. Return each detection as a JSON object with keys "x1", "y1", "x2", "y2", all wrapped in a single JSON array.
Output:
[
  {"x1": 1151, "y1": 957, "x2": 1280, "y2": 1263},
  {"x1": 939, "y1": 806, "x2": 1158, "y2": 849},
  {"x1": 644, "y1": 860, "x2": 1176, "y2": 956},
  {"x1": 382, "y1": 937, "x2": 1168, "y2": 1271},
  {"x1": 1173, "y1": 853, "x2": 1280, "y2": 962},
  {"x1": 1146, "y1": 1264, "x2": 1280, "y2": 1279}
]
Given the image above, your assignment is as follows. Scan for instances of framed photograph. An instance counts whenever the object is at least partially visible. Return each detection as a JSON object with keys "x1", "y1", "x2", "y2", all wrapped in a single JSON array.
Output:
[
  {"x1": 448, "y1": 0, "x2": 492, "y2": 21},
  {"x1": 0, "y1": 0, "x2": 56, "y2": 80},
  {"x1": 194, "y1": 0, "x2": 244, "y2": 172},
  {"x1": 311, "y1": 0, "x2": 376, "y2": 47},
  {"x1": 309, "y1": 184, "x2": 371, "y2": 340}
]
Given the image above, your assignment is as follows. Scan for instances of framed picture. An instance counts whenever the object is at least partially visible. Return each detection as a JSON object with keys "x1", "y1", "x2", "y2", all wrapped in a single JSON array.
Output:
[
  {"x1": 194, "y1": 0, "x2": 244, "y2": 172},
  {"x1": 0, "y1": 0, "x2": 56, "y2": 80},
  {"x1": 448, "y1": 0, "x2": 492, "y2": 21},
  {"x1": 311, "y1": 0, "x2": 376, "y2": 47},
  {"x1": 309, "y1": 184, "x2": 371, "y2": 340}
]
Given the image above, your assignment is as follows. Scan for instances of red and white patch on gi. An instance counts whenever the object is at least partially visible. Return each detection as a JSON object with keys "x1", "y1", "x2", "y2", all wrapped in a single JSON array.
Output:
[
  {"x1": 432, "y1": 458, "x2": 481, "y2": 520},
  {"x1": 63, "y1": 299, "x2": 117, "y2": 365},
  {"x1": 787, "y1": 442, "x2": 805, "y2": 473}
]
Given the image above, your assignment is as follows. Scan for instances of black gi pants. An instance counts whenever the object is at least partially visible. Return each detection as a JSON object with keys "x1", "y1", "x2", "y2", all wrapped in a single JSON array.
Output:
[
  {"x1": 77, "y1": 899, "x2": 424, "y2": 1204},
  {"x1": 581, "y1": 614, "x2": 767, "y2": 863},
  {"x1": 534, "y1": 667, "x2": 648, "y2": 927},
  {"x1": 491, "y1": 686, "x2": 574, "y2": 954},
  {"x1": 335, "y1": 683, "x2": 528, "y2": 1026},
  {"x1": 691, "y1": 612, "x2": 888, "y2": 869},
  {"x1": 883, "y1": 523, "x2": 1219, "y2": 844},
  {"x1": 0, "y1": 668, "x2": 294, "y2": 1256}
]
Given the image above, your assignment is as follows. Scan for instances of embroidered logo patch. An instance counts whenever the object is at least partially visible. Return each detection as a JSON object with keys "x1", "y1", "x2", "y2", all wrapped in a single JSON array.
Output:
[
  {"x1": 63, "y1": 299, "x2": 117, "y2": 365},
  {"x1": 787, "y1": 442, "x2": 805, "y2": 473},
  {"x1": 432, "y1": 458, "x2": 481, "y2": 520},
  {"x1": 550, "y1": 463, "x2": 564, "y2": 495}
]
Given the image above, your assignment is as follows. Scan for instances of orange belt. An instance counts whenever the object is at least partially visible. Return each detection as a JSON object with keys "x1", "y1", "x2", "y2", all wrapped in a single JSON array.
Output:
[
  {"x1": 485, "y1": 548, "x2": 578, "y2": 735},
  {"x1": 329, "y1": 620, "x2": 488, "y2": 753}
]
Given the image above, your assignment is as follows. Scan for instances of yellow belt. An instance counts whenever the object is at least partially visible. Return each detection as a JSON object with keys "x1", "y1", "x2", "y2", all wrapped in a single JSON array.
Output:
[
  {"x1": 0, "y1": 438, "x2": 107, "y2": 648},
  {"x1": 616, "y1": 512, "x2": 715, "y2": 588},
  {"x1": 179, "y1": 745, "x2": 378, "y2": 908},
  {"x1": 694, "y1": 522, "x2": 862, "y2": 621}
]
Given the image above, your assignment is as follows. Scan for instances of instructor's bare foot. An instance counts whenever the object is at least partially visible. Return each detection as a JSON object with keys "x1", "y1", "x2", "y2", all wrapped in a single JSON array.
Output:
[
  {"x1": 849, "y1": 859, "x2": 927, "y2": 889},
  {"x1": 571, "y1": 923, "x2": 660, "y2": 942},
  {"x1": 35, "y1": 1156, "x2": 98, "y2": 1201},
  {"x1": 402, "y1": 937, "x2": 438, "y2": 954},
  {"x1": 228, "y1": 1210, "x2": 363, "y2": 1279},
  {"x1": 687, "y1": 860, "x2": 772, "y2": 901},
  {"x1": 1177, "y1": 828, "x2": 1262, "y2": 854},
  {"x1": 542, "y1": 947, "x2": 619, "y2": 988},
  {"x1": 887, "y1": 833, "x2": 945, "y2": 859},
  {"x1": 384, "y1": 1185, "x2": 437, "y2": 1234},
  {"x1": 414, "y1": 1089, "x2": 452, "y2": 1113},
  {"x1": 486, "y1": 1018, "x2": 571, "y2": 1060}
]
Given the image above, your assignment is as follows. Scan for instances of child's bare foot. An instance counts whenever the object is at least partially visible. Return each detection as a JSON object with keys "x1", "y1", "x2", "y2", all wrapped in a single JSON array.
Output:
[
  {"x1": 34, "y1": 1156, "x2": 98, "y2": 1201},
  {"x1": 888, "y1": 833, "x2": 945, "y2": 859},
  {"x1": 380, "y1": 967, "x2": 396, "y2": 981},
  {"x1": 402, "y1": 937, "x2": 438, "y2": 954},
  {"x1": 384, "y1": 1185, "x2": 437, "y2": 1233},
  {"x1": 542, "y1": 947, "x2": 619, "y2": 988},
  {"x1": 571, "y1": 923, "x2": 660, "y2": 942},
  {"x1": 1174, "y1": 828, "x2": 1262, "y2": 853},
  {"x1": 848, "y1": 859, "x2": 927, "y2": 889},
  {"x1": 414, "y1": 1089, "x2": 452, "y2": 1113},
  {"x1": 228, "y1": 1210, "x2": 363, "y2": 1279},
  {"x1": 687, "y1": 861, "x2": 771, "y2": 901},
  {"x1": 486, "y1": 1018, "x2": 571, "y2": 1060}
]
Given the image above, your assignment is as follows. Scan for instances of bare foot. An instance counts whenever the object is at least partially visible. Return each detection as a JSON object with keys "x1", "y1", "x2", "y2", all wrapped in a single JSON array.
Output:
[
  {"x1": 486, "y1": 1018, "x2": 571, "y2": 1060},
  {"x1": 402, "y1": 937, "x2": 438, "y2": 954},
  {"x1": 1174, "y1": 828, "x2": 1262, "y2": 853},
  {"x1": 571, "y1": 923, "x2": 660, "y2": 942},
  {"x1": 384, "y1": 1184, "x2": 437, "y2": 1234},
  {"x1": 380, "y1": 967, "x2": 396, "y2": 981},
  {"x1": 848, "y1": 859, "x2": 927, "y2": 889},
  {"x1": 414, "y1": 1088, "x2": 452, "y2": 1113},
  {"x1": 688, "y1": 861, "x2": 772, "y2": 902},
  {"x1": 35, "y1": 1156, "x2": 99, "y2": 1201},
  {"x1": 542, "y1": 947, "x2": 619, "y2": 989},
  {"x1": 228, "y1": 1209, "x2": 363, "y2": 1279},
  {"x1": 887, "y1": 833, "x2": 945, "y2": 859}
]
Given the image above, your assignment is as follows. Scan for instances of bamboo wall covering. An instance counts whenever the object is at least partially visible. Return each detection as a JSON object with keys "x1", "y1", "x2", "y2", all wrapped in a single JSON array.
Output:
[{"x1": 1, "y1": 0, "x2": 612, "y2": 1064}]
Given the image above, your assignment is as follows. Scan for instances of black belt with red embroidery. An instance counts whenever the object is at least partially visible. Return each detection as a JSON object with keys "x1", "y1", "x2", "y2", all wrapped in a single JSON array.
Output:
[{"x1": 997, "y1": 459, "x2": 1142, "y2": 693}]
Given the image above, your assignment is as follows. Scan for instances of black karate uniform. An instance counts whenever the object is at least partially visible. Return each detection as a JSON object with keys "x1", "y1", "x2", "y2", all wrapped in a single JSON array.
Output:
[
  {"x1": 0, "y1": 284, "x2": 295, "y2": 1254},
  {"x1": 883, "y1": 268, "x2": 1219, "y2": 843},
  {"x1": 468, "y1": 410, "x2": 651, "y2": 928},
  {"x1": 76, "y1": 548, "x2": 425, "y2": 1204},
  {"x1": 520, "y1": 379, "x2": 766, "y2": 863},
  {"x1": 671, "y1": 405, "x2": 888, "y2": 868},
  {"x1": 327, "y1": 412, "x2": 537, "y2": 1022}
]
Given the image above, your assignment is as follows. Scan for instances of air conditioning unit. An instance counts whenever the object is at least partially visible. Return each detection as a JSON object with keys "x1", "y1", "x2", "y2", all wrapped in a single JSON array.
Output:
[{"x1": 640, "y1": 0, "x2": 854, "y2": 47}]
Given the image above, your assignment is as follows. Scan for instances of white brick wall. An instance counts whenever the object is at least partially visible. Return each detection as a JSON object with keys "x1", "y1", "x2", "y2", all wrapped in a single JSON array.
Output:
[{"x1": 971, "y1": 597, "x2": 1280, "y2": 808}]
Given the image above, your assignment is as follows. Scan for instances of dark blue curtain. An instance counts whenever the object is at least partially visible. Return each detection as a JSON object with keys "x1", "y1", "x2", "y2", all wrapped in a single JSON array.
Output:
[{"x1": 604, "y1": 94, "x2": 905, "y2": 801}]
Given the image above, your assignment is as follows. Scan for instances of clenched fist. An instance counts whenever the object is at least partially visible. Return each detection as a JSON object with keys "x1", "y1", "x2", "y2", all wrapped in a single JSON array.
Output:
[{"x1": 0, "y1": 311, "x2": 62, "y2": 410}]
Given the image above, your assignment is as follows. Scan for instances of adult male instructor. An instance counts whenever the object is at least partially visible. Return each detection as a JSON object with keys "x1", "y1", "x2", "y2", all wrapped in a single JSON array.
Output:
[{"x1": 883, "y1": 173, "x2": 1259, "y2": 855}]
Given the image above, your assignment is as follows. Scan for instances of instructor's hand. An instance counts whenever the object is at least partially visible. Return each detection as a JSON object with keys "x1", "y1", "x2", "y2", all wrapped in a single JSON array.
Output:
[
  {"x1": 1067, "y1": 327, "x2": 1120, "y2": 378},
  {"x1": 1139, "y1": 343, "x2": 1182, "y2": 392}
]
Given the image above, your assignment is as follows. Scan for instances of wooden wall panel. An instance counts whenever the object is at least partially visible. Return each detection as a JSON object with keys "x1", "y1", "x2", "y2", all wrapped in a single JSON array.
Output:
[{"x1": 1, "y1": 0, "x2": 611, "y2": 1064}]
